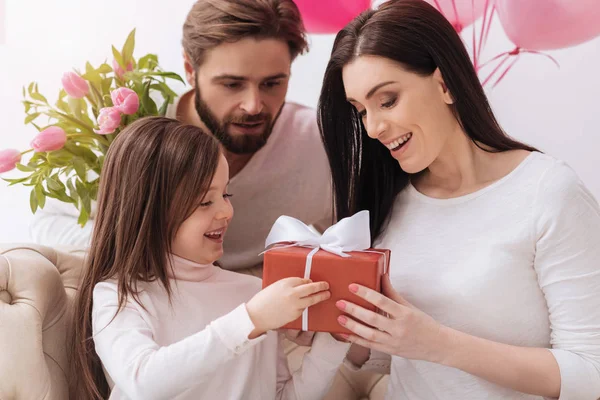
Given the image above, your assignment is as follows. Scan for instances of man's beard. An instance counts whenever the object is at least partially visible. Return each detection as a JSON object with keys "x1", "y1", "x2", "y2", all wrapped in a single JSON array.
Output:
[{"x1": 194, "y1": 86, "x2": 281, "y2": 154}]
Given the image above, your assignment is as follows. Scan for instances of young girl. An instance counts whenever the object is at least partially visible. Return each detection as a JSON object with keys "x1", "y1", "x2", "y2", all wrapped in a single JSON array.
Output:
[{"x1": 72, "y1": 117, "x2": 350, "y2": 400}]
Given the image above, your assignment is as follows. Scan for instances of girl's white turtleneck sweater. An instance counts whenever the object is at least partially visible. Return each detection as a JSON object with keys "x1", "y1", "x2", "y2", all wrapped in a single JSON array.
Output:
[{"x1": 92, "y1": 254, "x2": 350, "y2": 400}]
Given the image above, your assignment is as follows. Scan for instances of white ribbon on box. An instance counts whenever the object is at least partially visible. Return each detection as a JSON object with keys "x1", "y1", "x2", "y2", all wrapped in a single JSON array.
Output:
[{"x1": 264, "y1": 210, "x2": 381, "y2": 331}]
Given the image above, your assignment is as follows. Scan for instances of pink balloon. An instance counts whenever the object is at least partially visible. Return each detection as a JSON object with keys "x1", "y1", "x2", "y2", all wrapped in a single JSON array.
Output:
[
  {"x1": 496, "y1": 0, "x2": 600, "y2": 50},
  {"x1": 295, "y1": 0, "x2": 372, "y2": 34},
  {"x1": 424, "y1": 0, "x2": 491, "y2": 32}
]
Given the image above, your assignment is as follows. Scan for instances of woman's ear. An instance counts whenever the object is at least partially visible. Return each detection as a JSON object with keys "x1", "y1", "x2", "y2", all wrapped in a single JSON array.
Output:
[
  {"x1": 433, "y1": 68, "x2": 454, "y2": 105},
  {"x1": 183, "y1": 51, "x2": 196, "y2": 87}
]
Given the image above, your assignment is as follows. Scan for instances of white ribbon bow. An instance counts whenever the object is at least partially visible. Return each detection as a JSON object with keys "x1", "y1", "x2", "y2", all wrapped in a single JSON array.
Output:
[
  {"x1": 265, "y1": 210, "x2": 371, "y2": 256},
  {"x1": 264, "y1": 210, "x2": 372, "y2": 331}
]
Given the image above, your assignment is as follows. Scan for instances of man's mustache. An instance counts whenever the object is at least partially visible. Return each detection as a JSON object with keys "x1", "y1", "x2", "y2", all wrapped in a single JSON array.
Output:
[{"x1": 226, "y1": 113, "x2": 270, "y2": 124}]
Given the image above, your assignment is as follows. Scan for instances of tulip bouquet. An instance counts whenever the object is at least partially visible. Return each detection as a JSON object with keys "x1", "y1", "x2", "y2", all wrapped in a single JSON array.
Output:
[{"x1": 0, "y1": 29, "x2": 184, "y2": 225}]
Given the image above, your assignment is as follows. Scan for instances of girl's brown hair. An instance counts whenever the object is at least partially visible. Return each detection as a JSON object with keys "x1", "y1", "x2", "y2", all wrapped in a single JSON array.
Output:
[{"x1": 71, "y1": 116, "x2": 221, "y2": 399}]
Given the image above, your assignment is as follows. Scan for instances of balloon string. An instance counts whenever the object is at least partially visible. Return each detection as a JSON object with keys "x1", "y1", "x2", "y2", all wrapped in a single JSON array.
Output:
[
  {"x1": 478, "y1": 49, "x2": 512, "y2": 70},
  {"x1": 450, "y1": 0, "x2": 462, "y2": 32},
  {"x1": 481, "y1": 52, "x2": 510, "y2": 87},
  {"x1": 477, "y1": 0, "x2": 493, "y2": 67},
  {"x1": 482, "y1": 4, "x2": 495, "y2": 49},
  {"x1": 521, "y1": 50, "x2": 560, "y2": 68},
  {"x1": 481, "y1": 47, "x2": 560, "y2": 88},
  {"x1": 492, "y1": 54, "x2": 520, "y2": 88},
  {"x1": 472, "y1": 0, "x2": 478, "y2": 69}
]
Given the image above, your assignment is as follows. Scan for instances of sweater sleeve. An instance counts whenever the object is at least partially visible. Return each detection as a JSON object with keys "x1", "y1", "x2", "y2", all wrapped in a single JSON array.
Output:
[
  {"x1": 29, "y1": 198, "x2": 94, "y2": 247},
  {"x1": 92, "y1": 282, "x2": 266, "y2": 400},
  {"x1": 275, "y1": 332, "x2": 350, "y2": 399},
  {"x1": 532, "y1": 161, "x2": 600, "y2": 400}
]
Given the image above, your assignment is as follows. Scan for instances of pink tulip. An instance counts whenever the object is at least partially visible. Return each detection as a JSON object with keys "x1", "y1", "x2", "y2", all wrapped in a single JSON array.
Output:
[
  {"x1": 61, "y1": 71, "x2": 89, "y2": 99},
  {"x1": 94, "y1": 107, "x2": 122, "y2": 135},
  {"x1": 0, "y1": 149, "x2": 22, "y2": 173},
  {"x1": 112, "y1": 59, "x2": 134, "y2": 79},
  {"x1": 111, "y1": 87, "x2": 139, "y2": 115},
  {"x1": 30, "y1": 126, "x2": 67, "y2": 152}
]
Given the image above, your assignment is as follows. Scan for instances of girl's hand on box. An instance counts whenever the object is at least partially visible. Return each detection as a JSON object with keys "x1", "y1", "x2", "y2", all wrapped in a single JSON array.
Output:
[{"x1": 247, "y1": 278, "x2": 330, "y2": 338}]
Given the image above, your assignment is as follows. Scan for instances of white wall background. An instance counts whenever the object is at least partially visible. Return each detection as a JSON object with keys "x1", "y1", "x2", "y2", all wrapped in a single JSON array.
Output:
[{"x1": 1, "y1": 0, "x2": 599, "y2": 243}]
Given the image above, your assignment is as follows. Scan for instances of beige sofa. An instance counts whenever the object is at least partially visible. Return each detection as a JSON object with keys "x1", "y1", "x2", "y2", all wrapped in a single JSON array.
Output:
[{"x1": 0, "y1": 244, "x2": 388, "y2": 399}]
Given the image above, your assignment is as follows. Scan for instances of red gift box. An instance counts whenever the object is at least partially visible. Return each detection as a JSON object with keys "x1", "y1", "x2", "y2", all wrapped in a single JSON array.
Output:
[{"x1": 262, "y1": 246, "x2": 391, "y2": 334}]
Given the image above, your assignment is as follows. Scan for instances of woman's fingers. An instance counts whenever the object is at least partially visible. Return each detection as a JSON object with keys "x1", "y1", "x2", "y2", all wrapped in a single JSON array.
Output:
[
  {"x1": 337, "y1": 314, "x2": 392, "y2": 344},
  {"x1": 349, "y1": 283, "x2": 404, "y2": 317},
  {"x1": 336, "y1": 300, "x2": 394, "y2": 333}
]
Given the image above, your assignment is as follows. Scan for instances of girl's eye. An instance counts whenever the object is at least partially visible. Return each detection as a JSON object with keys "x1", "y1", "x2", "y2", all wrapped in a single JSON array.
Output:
[{"x1": 200, "y1": 193, "x2": 232, "y2": 207}]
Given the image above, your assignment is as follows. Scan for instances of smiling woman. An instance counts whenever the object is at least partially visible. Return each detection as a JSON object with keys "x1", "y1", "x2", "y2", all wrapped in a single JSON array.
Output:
[
  {"x1": 319, "y1": 2, "x2": 536, "y2": 240},
  {"x1": 318, "y1": 0, "x2": 600, "y2": 399}
]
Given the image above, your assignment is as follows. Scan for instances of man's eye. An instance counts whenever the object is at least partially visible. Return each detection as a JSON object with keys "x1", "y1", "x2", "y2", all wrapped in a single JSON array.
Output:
[{"x1": 263, "y1": 81, "x2": 281, "y2": 89}]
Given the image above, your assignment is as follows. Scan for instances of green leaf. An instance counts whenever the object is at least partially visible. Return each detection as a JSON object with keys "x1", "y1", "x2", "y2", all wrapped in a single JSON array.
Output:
[
  {"x1": 158, "y1": 96, "x2": 171, "y2": 116},
  {"x1": 27, "y1": 153, "x2": 45, "y2": 166},
  {"x1": 101, "y1": 77, "x2": 113, "y2": 97},
  {"x1": 89, "y1": 183, "x2": 99, "y2": 201},
  {"x1": 67, "y1": 179, "x2": 79, "y2": 199},
  {"x1": 22, "y1": 86, "x2": 26, "y2": 97},
  {"x1": 2, "y1": 176, "x2": 31, "y2": 185},
  {"x1": 138, "y1": 53, "x2": 158, "y2": 70},
  {"x1": 55, "y1": 98, "x2": 70, "y2": 113},
  {"x1": 30, "y1": 189, "x2": 38, "y2": 213},
  {"x1": 112, "y1": 45, "x2": 124, "y2": 67},
  {"x1": 77, "y1": 205, "x2": 89, "y2": 226},
  {"x1": 97, "y1": 63, "x2": 112, "y2": 74},
  {"x1": 147, "y1": 72, "x2": 185, "y2": 84},
  {"x1": 28, "y1": 82, "x2": 35, "y2": 95},
  {"x1": 141, "y1": 81, "x2": 158, "y2": 115},
  {"x1": 47, "y1": 188, "x2": 73, "y2": 204},
  {"x1": 73, "y1": 157, "x2": 87, "y2": 180},
  {"x1": 68, "y1": 96, "x2": 83, "y2": 117},
  {"x1": 83, "y1": 62, "x2": 102, "y2": 87},
  {"x1": 16, "y1": 163, "x2": 36, "y2": 172},
  {"x1": 46, "y1": 176, "x2": 65, "y2": 192},
  {"x1": 30, "y1": 92, "x2": 48, "y2": 104},
  {"x1": 121, "y1": 28, "x2": 136, "y2": 65},
  {"x1": 75, "y1": 179, "x2": 91, "y2": 212},
  {"x1": 47, "y1": 149, "x2": 74, "y2": 166},
  {"x1": 150, "y1": 82, "x2": 178, "y2": 100},
  {"x1": 25, "y1": 112, "x2": 40, "y2": 124},
  {"x1": 23, "y1": 101, "x2": 32, "y2": 113},
  {"x1": 85, "y1": 61, "x2": 95, "y2": 75},
  {"x1": 35, "y1": 184, "x2": 46, "y2": 209}
]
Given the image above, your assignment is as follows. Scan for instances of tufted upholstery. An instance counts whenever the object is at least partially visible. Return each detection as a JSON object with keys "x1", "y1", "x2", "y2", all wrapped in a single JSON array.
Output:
[
  {"x1": 0, "y1": 244, "x2": 85, "y2": 400},
  {"x1": 0, "y1": 244, "x2": 388, "y2": 399}
]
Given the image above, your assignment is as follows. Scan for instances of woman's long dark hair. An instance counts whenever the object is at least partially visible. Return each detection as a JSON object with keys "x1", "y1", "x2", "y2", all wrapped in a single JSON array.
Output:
[
  {"x1": 70, "y1": 117, "x2": 221, "y2": 399},
  {"x1": 318, "y1": 0, "x2": 537, "y2": 242}
]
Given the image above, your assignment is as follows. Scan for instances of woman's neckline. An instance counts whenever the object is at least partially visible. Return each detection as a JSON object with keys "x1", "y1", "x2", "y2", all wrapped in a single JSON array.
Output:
[{"x1": 407, "y1": 151, "x2": 538, "y2": 205}]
